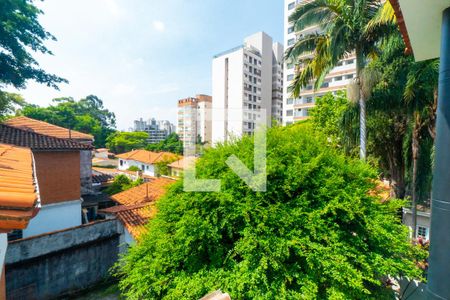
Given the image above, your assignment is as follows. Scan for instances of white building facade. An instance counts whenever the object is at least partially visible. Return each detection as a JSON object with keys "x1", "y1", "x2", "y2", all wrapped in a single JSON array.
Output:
[
  {"x1": 133, "y1": 118, "x2": 176, "y2": 144},
  {"x1": 212, "y1": 32, "x2": 283, "y2": 144},
  {"x1": 118, "y1": 158, "x2": 156, "y2": 177},
  {"x1": 283, "y1": 0, "x2": 357, "y2": 125},
  {"x1": 177, "y1": 94, "x2": 212, "y2": 147}
]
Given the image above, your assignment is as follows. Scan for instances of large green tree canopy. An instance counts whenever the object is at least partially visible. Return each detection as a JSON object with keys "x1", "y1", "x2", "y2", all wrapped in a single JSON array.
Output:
[
  {"x1": 20, "y1": 95, "x2": 116, "y2": 147},
  {"x1": 146, "y1": 132, "x2": 183, "y2": 155},
  {"x1": 0, "y1": 0, "x2": 66, "y2": 89},
  {"x1": 106, "y1": 131, "x2": 149, "y2": 154},
  {"x1": 116, "y1": 123, "x2": 422, "y2": 299}
]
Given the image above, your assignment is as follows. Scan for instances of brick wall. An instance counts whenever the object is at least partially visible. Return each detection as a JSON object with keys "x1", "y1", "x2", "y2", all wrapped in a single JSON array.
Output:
[{"x1": 33, "y1": 151, "x2": 81, "y2": 205}]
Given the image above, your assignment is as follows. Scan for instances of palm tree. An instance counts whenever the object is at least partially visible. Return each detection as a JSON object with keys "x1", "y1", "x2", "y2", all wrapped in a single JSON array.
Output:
[
  {"x1": 286, "y1": 0, "x2": 394, "y2": 159},
  {"x1": 404, "y1": 59, "x2": 439, "y2": 238}
]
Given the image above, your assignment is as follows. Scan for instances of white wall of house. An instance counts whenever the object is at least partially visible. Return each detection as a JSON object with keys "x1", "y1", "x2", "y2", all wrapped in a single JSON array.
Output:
[
  {"x1": 0, "y1": 234, "x2": 7, "y2": 273},
  {"x1": 22, "y1": 200, "x2": 82, "y2": 238},
  {"x1": 402, "y1": 208, "x2": 431, "y2": 240},
  {"x1": 118, "y1": 159, "x2": 155, "y2": 176},
  {"x1": 94, "y1": 151, "x2": 109, "y2": 159}
]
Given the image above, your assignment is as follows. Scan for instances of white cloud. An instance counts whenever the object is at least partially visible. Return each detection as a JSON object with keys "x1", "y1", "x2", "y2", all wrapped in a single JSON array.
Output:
[{"x1": 152, "y1": 20, "x2": 166, "y2": 32}]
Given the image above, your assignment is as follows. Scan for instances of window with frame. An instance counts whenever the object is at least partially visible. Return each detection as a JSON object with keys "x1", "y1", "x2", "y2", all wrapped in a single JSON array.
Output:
[
  {"x1": 286, "y1": 109, "x2": 293, "y2": 117},
  {"x1": 288, "y1": 38, "x2": 295, "y2": 46},
  {"x1": 287, "y1": 74, "x2": 294, "y2": 81},
  {"x1": 287, "y1": 98, "x2": 293, "y2": 105},
  {"x1": 417, "y1": 226, "x2": 429, "y2": 239},
  {"x1": 288, "y1": 26, "x2": 294, "y2": 34},
  {"x1": 288, "y1": 2, "x2": 295, "y2": 10}
]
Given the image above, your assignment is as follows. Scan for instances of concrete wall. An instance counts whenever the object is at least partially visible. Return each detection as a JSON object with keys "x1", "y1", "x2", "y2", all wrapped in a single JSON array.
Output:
[
  {"x1": 6, "y1": 219, "x2": 125, "y2": 300},
  {"x1": 80, "y1": 150, "x2": 93, "y2": 195},
  {"x1": 22, "y1": 200, "x2": 82, "y2": 238},
  {"x1": 33, "y1": 151, "x2": 80, "y2": 205}
]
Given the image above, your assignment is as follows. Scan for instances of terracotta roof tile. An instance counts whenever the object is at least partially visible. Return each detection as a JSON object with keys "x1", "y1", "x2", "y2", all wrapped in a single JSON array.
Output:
[
  {"x1": 101, "y1": 203, "x2": 156, "y2": 240},
  {"x1": 110, "y1": 177, "x2": 175, "y2": 206},
  {"x1": 116, "y1": 149, "x2": 180, "y2": 165},
  {"x1": 0, "y1": 124, "x2": 92, "y2": 151},
  {"x1": 4, "y1": 116, "x2": 94, "y2": 140},
  {"x1": 0, "y1": 143, "x2": 40, "y2": 231}
]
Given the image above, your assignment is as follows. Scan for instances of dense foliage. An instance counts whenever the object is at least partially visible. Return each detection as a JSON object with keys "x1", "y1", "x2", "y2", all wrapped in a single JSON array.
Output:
[
  {"x1": 0, "y1": 92, "x2": 25, "y2": 120},
  {"x1": 20, "y1": 95, "x2": 116, "y2": 147},
  {"x1": 0, "y1": 0, "x2": 66, "y2": 89},
  {"x1": 105, "y1": 175, "x2": 143, "y2": 196},
  {"x1": 116, "y1": 123, "x2": 422, "y2": 299},
  {"x1": 106, "y1": 131, "x2": 149, "y2": 154},
  {"x1": 146, "y1": 133, "x2": 183, "y2": 155}
]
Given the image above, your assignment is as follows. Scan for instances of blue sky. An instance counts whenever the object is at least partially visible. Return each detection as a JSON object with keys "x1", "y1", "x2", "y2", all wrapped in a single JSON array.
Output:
[{"x1": 11, "y1": 0, "x2": 284, "y2": 130}]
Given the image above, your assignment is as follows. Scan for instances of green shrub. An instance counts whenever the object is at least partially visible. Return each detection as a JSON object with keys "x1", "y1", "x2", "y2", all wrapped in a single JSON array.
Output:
[
  {"x1": 127, "y1": 166, "x2": 140, "y2": 172},
  {"x1": 115, "y1": 123, "x2": 423, "y2": 299}
]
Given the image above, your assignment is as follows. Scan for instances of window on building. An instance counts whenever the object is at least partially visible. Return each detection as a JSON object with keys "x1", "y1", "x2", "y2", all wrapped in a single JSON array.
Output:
[
  {"x1": 288, "y1": 2, "x2": 295, "y2": 10},
  {"x1": 288, "y1": 26, "x2": 294, "y2": 34},
  {"x1": 249, "y1": 57, "x2": 253, "y2": 63},
  {"x1": 253, "y1": 95, "x2": 257, "y2": 101},
  {"x1": 335, "y1": 76, "x2": 343, "y2": 81},
  {"x1": 287, "y1": 98, "x2": 293, "y2": 105},
  {"x1": 306, "y1": 97, "x2": 313, "y2": 103},
  {"x1": 345, "y1": 74, "x2": 354, "y2": 79},
  {"x1": 253, "y1": 87, "x2": 257, "y2": 93},
  {"x1": 337, "y1": 61, "x2": 343, "y2": 66},
  {"x1": 417, "y1": 226, "x2": 429, "y2": 240},
  {"x1": 347, "y1": 59, "x2": 355, "y2": 65},
  {"x1": 141, "y1": 164, "x2": 145, "y2": 171},
  {"x1": 249, "y1": 66, "x2": 253, "y2": 72},
  {"x1": 287, "y1": 38, "x2": 295, "y2": 46},
  {"x1": 286, "y1": 109, "x2": 293, "y2": 117},
  {"x1": 254, "y1": 78, "x2": 257, "y2": 84},
  {"x1": 287, "y1": 74, "x2": 294, "y2": 81},
  {"x1": 120, "y1": 160, "x2": 123, "y2": 166}
]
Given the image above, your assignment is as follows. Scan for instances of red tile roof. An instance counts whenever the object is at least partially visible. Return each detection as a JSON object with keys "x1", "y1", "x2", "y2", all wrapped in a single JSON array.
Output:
[
  {"x1": 116, "y1": 149, "x2": 180, "y2": 165},
  {"x1": 0, "y1": 143, "x2": 40, "y2": 232},
  {"x1": 110, "y1": 177, "x2": 175, "y2": 206},
  {"x1": 101, "y1": 203, "x2": 156, "y2": 239},
  {"x1": 4, "y1": 116, "x2": 94, "y2": 140},
  {"x1": 0, "y1": 124, "x2": 92, "y2": 151}
]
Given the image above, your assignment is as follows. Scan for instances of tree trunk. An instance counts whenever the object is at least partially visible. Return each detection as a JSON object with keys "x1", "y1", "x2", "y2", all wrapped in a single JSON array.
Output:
[
  {"x1": 411, "y1": 112, "x2": 421, "y2": 239},
  {"x1": 355, "y1": 49, "x2": 366, "y2": 160}
]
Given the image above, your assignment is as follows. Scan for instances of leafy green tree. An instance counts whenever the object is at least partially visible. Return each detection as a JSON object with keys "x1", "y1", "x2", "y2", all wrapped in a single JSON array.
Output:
[
  {"x1": 127, "y1": 166, "x2": 140, "y2": 172},
  {"x1": 309, "y1": 91, "x2": 349, "y2": 145},
  {"x1": 116, "y1": 123, "x2": 423, "y2": 299},
  {"x1": 105, "y1": 175, "x2": 143, "y2": 196},
  {"x1": 146, "y1": 133, "x2": 183, "y2": 155},
  {"x1": 286, "y1": 0, "x2": 394, "y2": 159},
  {"x1": 19, "y1": 95, "x2": 116, "y2": 147},
  {"x1": 0, "y1": 91, "x2": 26, "y2": 120},
  {"x1": 106, "y1": 131, "x2": 149, "y2": 154},
  {"x1": 0, "y1": 0, "x2": 67, "y2": 89}
]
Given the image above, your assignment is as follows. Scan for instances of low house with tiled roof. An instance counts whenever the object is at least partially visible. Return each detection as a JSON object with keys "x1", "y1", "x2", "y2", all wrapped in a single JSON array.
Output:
[
  {"x1": 116, "y1": 149, "x2": 180, "y2": 177},
  {"x1": 0, "y1": 143, "x2": 40, "y2": 298},
  {"x1": 0, "y1": 124, "x2": 91, "y2": 238},
  {"x1": 5, "y1": 116, "x2": 95, "y2": 195},
  {"x1": 99, "y1": 177, "x2": 175, "y2": 244}
]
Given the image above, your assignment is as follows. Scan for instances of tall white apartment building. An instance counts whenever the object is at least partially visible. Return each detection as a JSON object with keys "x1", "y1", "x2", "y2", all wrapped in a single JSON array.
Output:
[
  {"x1": 177, "y1": 94, "x2": 212, "y2": 147},
  {"x1": 283, "y1": 0, "x2": 357, "y2": 125},
  {"x1": 212, "y1": 32, "x2": 284, "y2": 144},
  {"x1": 272, "y1": 43, "x2": 284, "y2": 125}
]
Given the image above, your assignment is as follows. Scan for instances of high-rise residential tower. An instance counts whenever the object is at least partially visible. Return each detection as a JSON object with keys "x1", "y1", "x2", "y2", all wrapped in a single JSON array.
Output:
[
  {"x1": 133, "y1": 118, "x2": 175, "y2": 144},
  {"x1": 283, "y1": 0, "x2": 357, "y2": 125},
  {"x1": 177, "y1": 94, "x2": 212, "y2": 147},
  {"x1": 212, "y1": 32, "x2": 284, "y2": 144}
]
